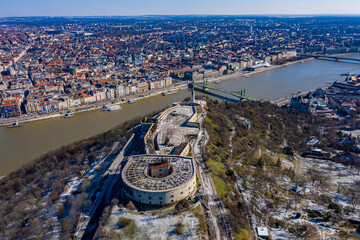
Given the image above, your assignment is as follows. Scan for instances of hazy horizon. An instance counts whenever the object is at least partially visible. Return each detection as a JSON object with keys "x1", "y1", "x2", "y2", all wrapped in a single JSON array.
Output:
[
  {"x1": 2, "y1": 14, "x2": 360, "y2": 18},
  {"x1": 1, "y1": 0, "x2": 360, "y2": 18}
]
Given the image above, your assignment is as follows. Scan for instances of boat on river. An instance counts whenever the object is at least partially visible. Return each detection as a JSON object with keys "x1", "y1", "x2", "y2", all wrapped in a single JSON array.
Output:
[
  {"x1": 102, "y1": 105, "x2": 121, "y2": 111},
  {"x1": 7, "y1": 120, "x2": 22, "y2": 128},
  {"x1": 341, "y1": 72, "x2": 353, "y2": 76},
  {"x1": 162, "y1": 90, "x2": 179, "y2": 96},
  {"x1": 64, "y1": 112, "x2": 74, "y2": 118},
  {"x1": 128, "y1": 99, "x2": 136, "y2": 104}
]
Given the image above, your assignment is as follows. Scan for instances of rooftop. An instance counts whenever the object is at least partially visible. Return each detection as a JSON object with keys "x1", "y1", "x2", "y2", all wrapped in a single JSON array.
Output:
[
  {"x1": 122, "y1": 155, "x2": 195, "y2": 192},
  {"x1": 155, "y1": 105, "x2": 199, "y2": 153},
  {"x1": 257, "y1": 227, "x2": 269, "y2": 237},
  {"x1": 0, "y1": 99, "x2": 19, "y2": 106},
  {"x1": 150, "y1": 161, "x2": 170, "y2": 169}
]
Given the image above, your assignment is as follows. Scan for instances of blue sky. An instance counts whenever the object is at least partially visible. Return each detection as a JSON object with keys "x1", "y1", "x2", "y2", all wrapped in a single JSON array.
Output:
[{"x1": 1, "y1": 0, "x2": 360, "y2": 17}]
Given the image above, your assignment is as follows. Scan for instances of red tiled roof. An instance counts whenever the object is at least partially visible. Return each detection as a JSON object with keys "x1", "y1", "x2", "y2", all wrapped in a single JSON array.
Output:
[
  {"x1": 151, "y1": 162, "x2": 170, "y2": 169},
  {"x1": 0, "y1": 99, "x2": 19, "y2": 106}
]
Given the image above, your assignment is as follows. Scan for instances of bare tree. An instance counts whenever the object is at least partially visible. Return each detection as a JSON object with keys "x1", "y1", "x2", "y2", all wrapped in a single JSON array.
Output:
[{"x1": 345, "y1": 184, "x2": 360, "y2": 211}]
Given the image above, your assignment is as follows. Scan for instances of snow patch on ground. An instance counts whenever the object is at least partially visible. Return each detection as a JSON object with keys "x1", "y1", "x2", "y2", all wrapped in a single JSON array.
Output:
[
  {"x1": 60, "y1": 177, "x2": 82, "y2": 198},
  {"x1": 281, "y1": 157, "x2": 294, "y2": 169},
  {"x1": 106, "y1": 206, "x2": 200, "y2": 240},
  {"x1": 302, "y1": 157, "x2": 360, "y2": 189}
]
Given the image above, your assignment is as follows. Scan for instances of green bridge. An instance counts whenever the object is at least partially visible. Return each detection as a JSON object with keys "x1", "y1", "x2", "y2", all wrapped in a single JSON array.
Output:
[{"x1": 189, "y1": 79, "x2": 257, "y2": 101}]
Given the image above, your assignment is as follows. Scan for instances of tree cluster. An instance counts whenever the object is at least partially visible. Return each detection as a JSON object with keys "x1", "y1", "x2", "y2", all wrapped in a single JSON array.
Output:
[{"x1": 0, "y1": 116, "x2": 142, "y2": 239}]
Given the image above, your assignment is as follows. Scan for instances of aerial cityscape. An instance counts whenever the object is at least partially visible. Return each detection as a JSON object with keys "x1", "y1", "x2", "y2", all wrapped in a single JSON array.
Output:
[{"x1": 0, "y1": 1, "x2": 360, "y2": 240}]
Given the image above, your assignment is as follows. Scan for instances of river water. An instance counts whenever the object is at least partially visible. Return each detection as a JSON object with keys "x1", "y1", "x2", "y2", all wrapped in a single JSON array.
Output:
[{"x1": 1, "y1": 57, "x2": 360, "y2": 176}]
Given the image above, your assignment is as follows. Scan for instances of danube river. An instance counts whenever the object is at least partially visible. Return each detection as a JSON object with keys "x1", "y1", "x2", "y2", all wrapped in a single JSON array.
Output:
[{"x1": 1, "y1": 57, "x2": 360, "y2": 176}]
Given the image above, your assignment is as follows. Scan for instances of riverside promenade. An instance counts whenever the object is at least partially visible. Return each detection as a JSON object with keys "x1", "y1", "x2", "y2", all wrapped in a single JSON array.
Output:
[{"x1": 0, "y1": 58, "x2": 313, "y2": 127}]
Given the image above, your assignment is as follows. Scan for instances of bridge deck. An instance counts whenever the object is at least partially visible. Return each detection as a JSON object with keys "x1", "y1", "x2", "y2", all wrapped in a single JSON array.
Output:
[
  {"x1": 190, "y1": 82, "x2": 257, "y2": 101},
  {"x1": 314, "y1": 55, "x2": 360, "y2": 62}
]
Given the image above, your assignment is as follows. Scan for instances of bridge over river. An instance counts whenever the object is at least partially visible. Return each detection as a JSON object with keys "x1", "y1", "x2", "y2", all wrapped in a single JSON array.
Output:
[
  {"x1": 312, "y1": 54, "x2": 360, "y2": 64},
  {"x1": 189, "y1": 79, "x2": 257, "y2": 101}
]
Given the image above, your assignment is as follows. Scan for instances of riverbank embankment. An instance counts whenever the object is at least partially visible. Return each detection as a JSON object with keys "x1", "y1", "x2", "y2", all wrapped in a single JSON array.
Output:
[{"x1": 0, "y1": 58, "x2": 313, "y2": 127}]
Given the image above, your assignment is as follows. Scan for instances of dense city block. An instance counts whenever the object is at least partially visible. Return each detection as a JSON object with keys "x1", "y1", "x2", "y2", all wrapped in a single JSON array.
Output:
[{"x1": 1, "y1": 16, "x2": 360, "y2": 117}]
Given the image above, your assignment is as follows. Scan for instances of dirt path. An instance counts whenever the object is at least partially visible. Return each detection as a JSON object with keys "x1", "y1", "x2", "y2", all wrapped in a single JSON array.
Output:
[
  {"x1": 229, "y1": 122, "x2": 235, "y2": 159},
  {"x1": 194, "y1": 114, "x2": 233, "y2": 240},
  {"x1": 294, "y1": 154, "x2": 304, "y2": 176},
  {"x1": 229, "y1": 120, "x2": 256, "y2": 239}
]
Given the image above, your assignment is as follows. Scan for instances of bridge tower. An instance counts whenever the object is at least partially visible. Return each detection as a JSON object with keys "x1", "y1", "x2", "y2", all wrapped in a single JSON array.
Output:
[
  {"x1": 191, "y1": 80, "x2": 195, "y2": 102},
  {"x1": 202, "y1": 78, "x2": 208, "y2": 91}
]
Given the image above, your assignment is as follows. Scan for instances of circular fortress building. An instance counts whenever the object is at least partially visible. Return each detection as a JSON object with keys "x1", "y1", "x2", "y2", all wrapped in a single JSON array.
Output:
[{"x1": 122, "y1": 155, "x2": 196, "y2": 206}]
